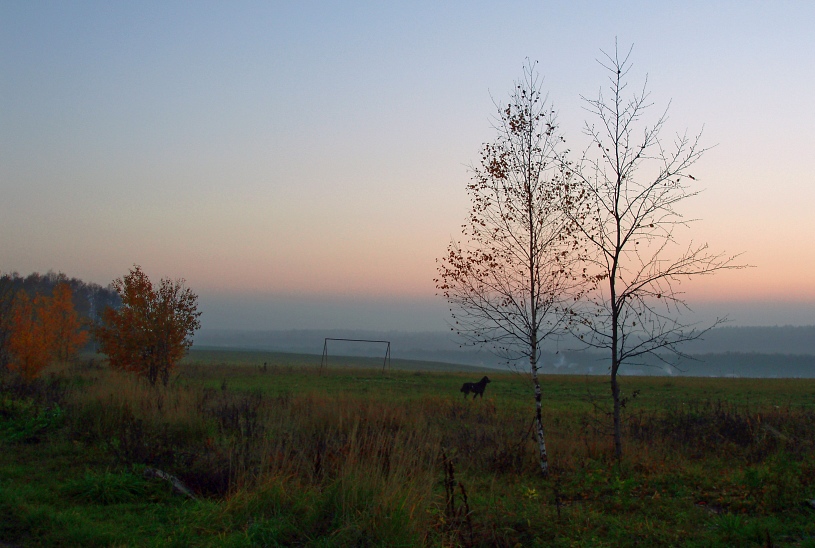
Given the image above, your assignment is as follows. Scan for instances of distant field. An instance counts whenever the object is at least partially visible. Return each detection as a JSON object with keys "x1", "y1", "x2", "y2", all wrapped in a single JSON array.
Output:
[
  {"x1": 183, "y1": 348, "x2": 815, "y2": 406},
  {"x1": 185, "y1": 345, "x2": 496, "y2": 373},
  {"x1": 179, "y1": 352, "x2": 815, "y2": 412},
  {"x1": 186, "y1": 345, "x2": 815, "y2": 378}
]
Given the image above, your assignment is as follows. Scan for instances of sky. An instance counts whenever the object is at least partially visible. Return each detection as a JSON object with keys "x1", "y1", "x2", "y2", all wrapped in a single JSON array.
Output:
[{"x1": 1, "y1": 1, "x2": 814, "y2": 331}]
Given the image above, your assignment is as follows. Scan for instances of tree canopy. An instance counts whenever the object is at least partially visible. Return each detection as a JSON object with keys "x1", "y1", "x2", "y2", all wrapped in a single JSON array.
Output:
[
  {"x1": 95, "y1": 266, "x2": 201, "y2": 386},
  {"x1": 436, "y1": 64, "x2": 589, "y2": 477}
]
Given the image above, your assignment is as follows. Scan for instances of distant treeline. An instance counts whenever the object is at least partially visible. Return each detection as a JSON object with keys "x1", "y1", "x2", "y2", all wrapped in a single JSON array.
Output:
[
  {"x1": 196, "y1": 327, "x2": 815, "y2": 377},
  {"x1": 533, "y1": 351, "x2": 815, "y2": 378},
  {"x1": 197, "y1": 326, "x2": 815, "y2": 358},
  {"x1": 0, "y1": 271, "x2": 120, "y2": 324},
  {"x1": 0, "y1": 271, "x2": 120, "y2": 369},
  {"x1": 678, "y1": 325, "x2": 815, "y2": 355}
]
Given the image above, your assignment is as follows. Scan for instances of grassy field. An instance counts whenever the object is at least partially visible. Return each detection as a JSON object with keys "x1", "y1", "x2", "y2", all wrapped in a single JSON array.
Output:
[
  {"x1": 184, "y1": 347, "x2": 496, "y2": 373},
  {"x1": 2, "y1": 351, "x2": 815, "y2": 546}
]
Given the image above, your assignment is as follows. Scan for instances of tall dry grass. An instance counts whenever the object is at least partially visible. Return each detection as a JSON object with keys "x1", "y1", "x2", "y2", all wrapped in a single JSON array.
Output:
[
  {"x1": 7, "y1": 359, "x2": 815, "y2": 545},
  {"x1": 58, "y1": 362, "x2": 450, "y2": 541}
]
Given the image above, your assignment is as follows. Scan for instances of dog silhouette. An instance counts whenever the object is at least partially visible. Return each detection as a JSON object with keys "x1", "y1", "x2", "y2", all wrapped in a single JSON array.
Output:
[{"x1": 460, "y1": 376, "x2": 491, "y2": 399}]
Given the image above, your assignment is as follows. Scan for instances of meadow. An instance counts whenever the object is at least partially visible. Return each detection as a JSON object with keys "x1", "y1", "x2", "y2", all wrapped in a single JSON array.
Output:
[{"x1": 2, "y1": 349, "x2": 815, "y2": 546}]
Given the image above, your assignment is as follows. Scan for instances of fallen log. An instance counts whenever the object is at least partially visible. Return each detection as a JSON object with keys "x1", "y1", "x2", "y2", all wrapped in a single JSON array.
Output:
[{"x1": 143, "y1": 467, "x2": 198, "y2": 501}]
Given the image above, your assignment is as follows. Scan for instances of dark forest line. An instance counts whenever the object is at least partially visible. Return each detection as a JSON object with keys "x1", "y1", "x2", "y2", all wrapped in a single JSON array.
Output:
[{"x1": 0, "y1": 270, "x2": 119, "y2": 323}]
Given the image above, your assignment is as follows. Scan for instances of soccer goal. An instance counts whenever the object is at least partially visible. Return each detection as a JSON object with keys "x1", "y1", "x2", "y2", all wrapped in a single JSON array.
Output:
[{"x1": 320, "y1": 338, "x2": 391, "y2": 373}]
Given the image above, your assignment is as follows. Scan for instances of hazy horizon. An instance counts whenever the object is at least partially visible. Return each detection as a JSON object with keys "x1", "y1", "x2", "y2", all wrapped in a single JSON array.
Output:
[
  {"x1": 194, "y1": 291, "x2": 815, "y2": 332},
  {"x1": 2, "y1": 3, "x2": 813, "y2": 331}
]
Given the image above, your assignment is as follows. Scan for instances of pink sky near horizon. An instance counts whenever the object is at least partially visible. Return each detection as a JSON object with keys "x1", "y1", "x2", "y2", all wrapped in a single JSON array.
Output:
[{"x1": 2, "y1": 2, "x2": 814, "y2": 329}]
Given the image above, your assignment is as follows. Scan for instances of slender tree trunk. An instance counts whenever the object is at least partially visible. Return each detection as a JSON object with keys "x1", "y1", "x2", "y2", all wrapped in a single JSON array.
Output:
[
  {"x1": 524, "y1": 127, "x2": 551, "y2": 478},
  {"x1": 610, "y1": 285, "x2": 622, "y2": 461},
  {"x1": 530, "y1": 357, "x2": 549, "y2": 477},
  {"x1": 610, "y1": 156, "x2": 623, "y2": 462},
  {"x1": 611, "y1": 366, "x2": 622, "y2": 461},
  {"x1": 610, "y1": 287, "x2": 623, "y2": 461}
]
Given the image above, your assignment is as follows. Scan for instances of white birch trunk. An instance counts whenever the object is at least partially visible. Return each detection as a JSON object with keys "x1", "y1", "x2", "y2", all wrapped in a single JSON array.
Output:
[{"x1": 531, "y1": 361, "x2": 549, "y2": 477}]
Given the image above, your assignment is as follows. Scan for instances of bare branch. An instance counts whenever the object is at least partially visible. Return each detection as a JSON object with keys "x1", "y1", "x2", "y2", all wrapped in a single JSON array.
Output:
[{"x1": 568, "y1": 44, "x2": 745, "y2": 461}]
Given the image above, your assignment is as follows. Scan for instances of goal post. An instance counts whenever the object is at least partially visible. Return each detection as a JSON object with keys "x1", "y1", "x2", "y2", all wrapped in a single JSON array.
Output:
[{"x1": 320, "y1": 338, "x2": 391, "y2": 373}]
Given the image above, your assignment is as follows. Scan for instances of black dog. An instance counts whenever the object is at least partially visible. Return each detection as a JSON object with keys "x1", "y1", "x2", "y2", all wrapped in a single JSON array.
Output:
[{"x1": 460, "y1": 376, "x2": 491, "y2": 399}]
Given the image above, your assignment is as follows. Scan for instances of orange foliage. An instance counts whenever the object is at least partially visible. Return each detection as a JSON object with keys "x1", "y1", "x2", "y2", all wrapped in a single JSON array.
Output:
[
  {"x1": 8, "y1": 291, "x2": 56, "y2": 379},
  {"x1": 95, "y1": 265, "x2": 201, "y2": 386},
  {"x1": 50, "y1": 283, "x2": 89, "y2": 360},
  {"x1": 5, "y1": 283, "x2": 88, "y2": 379}
]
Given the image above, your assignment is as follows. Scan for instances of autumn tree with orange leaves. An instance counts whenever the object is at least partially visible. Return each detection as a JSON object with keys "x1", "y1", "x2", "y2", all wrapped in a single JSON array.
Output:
[
  {"x1": 7, "y1": 291, "x2": 55, "y2": 380},
  {"x1": 4, "y1": 282, "x2": 88, "y2": 380},
  {"x1": 50, "y1": 283, "x2": 89, "y2": 361},
  {"x1": 95, "y1": 266, "x2": 201, "y2": 386}
]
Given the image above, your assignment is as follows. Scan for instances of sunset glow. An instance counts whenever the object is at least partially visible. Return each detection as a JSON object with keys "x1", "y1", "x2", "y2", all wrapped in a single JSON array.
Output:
[{"x1": 2, "y1": 2, "x2": 813, "y2": 330}]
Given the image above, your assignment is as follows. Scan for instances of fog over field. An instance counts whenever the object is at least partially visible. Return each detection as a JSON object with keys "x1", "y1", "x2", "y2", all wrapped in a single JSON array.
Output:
[
  {"x1": 195, "y1": 325, "x2": 815, "y2": 378},
  {"x1": 196, "y1": 292, "x2": 815, "y2": 333}
]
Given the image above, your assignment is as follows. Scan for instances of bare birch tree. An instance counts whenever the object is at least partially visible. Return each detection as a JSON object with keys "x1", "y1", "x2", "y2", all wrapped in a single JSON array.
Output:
[
  {"x1": 436, "y1": 64, "x2": 585, "y2": 477},
  {"x1": 570, "y1": 44, "x2": 742, "y2": 461}
]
